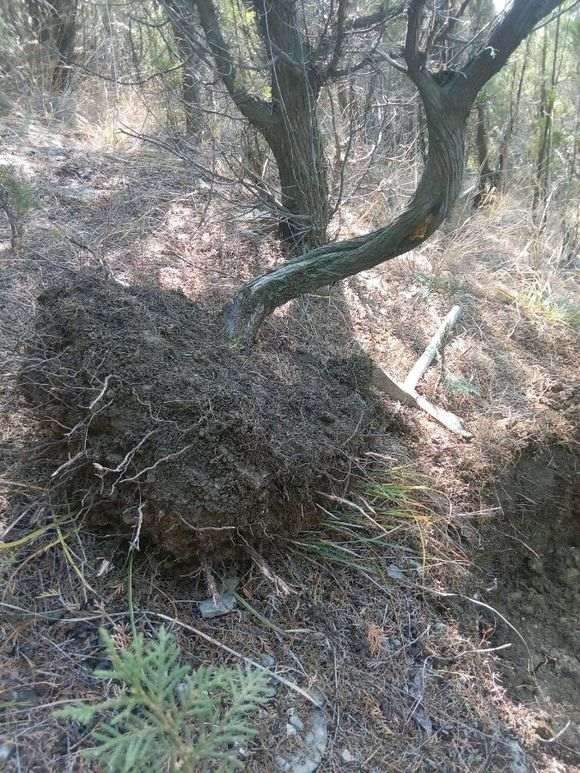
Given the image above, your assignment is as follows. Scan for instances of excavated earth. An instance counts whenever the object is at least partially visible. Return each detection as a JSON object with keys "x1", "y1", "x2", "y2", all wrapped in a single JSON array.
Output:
[{"x1": 15, "y1": 272, "x2": 377, "y2": 560}]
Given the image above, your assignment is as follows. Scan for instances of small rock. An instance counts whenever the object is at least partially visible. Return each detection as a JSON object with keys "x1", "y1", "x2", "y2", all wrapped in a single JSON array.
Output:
[
  {"x1": 387, "y1": 564, "x2": 404, "y2": 581},
  {"x1": 198, "y1": 591, "x2": 236, "y2": 619},
  {"x1": 505, "y1": 739, "x2": 529, "y2": 773},
  {"x1": 0, "y1": 744, "x2": 15, "y2": 763},
  {"x1": 288, "y1": 708, "x2": 305, "y2": 732},
  {"x1": 340, "y1": 749, "x2": 355, "y2": 763},
  {"x1": 530, "y1": 558, "x2": 544, "y2": 575},
  {"x1": 276, "y1": 708, "x2": 328, "y2": 773}
]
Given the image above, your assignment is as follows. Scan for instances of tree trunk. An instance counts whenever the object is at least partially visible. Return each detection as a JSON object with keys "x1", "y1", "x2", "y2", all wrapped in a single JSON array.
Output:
[
  {"x1": 26, "y1": 0, "x2": 78, "y2": 94},
  {"x1": 50, "y1": 0, "x2": 78, "y2": 93},
  {"x1": 267, "y1": 121, "x2": 329, "y2": 249},
  {"x1": 474, "y1": 100, "x2": 497, "y2": 207},
  {"x1": 498, "y1": 41, "x2": 528, "y2": 192},
  {"x1": 161, "y1": 0, "x2": 203, "y2": 136},
  {"x1": 179, "y1": 50, "x2": 202, "y2": 135},
  {"x1": 254, "y1": 0, "x2": 329, "y2": 249},
  {"x1": 225, "y1": 82, "x2": 468, "y2": 343},
  {"x1": 532, "y1": 17, "x2": 560, "y2": 227},
  {"x1": 224, "y1": 0, "x2": 565, "y2": 345},
  {"x1": 194, "y1": 0, "x2": 329, "y2": 249}
]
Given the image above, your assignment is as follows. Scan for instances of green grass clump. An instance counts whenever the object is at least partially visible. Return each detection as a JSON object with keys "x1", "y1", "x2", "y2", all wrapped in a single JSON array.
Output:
[
  {"x1": 500, "y1": 284, "x2": 580, "y2": 329},
  {"x1": 518, "y1": 289, "x2": 580, "y2": 328},
  {"x1": 416, "y1": 272, "x2": 466, "y2": 296},
  {"x1": 293, "y1": 468, "x2": 435, "y2": 575},
  {"x1": 443, "y1": 374, "x2": 481, "y2": 396},
  {"x1": 57, "y1": 627, "x2": 271, "y2": 772}
]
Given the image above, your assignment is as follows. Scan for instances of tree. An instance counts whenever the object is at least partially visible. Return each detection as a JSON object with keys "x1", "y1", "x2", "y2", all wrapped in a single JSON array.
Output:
[
  {"x1": 474, "y1": 99, "x2": 498, "y2": 207},
  {"x1": 532, "y1": 14, "x2": 562, "y2": 227},
  {"x1": 191, "y1": 0, "x2": 397, "y2": 248},
  {"x1": 159, "y1": 0, "x2": 204, "y2": 135},
  {"x1": 497, "y1": 39, "x2": 529, "y2": 191},
  {"x1": 224, "y1": 0, "x2": 567, "y2": 345},
  {"x1": 26, "y1": 0, "x2": 79, "y2": 93}
]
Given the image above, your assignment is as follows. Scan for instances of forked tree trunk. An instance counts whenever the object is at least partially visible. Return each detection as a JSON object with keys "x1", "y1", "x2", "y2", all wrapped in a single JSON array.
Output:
[
  {"x1": 225, "y1": 81, "x2": 467, "y2": 342},
  {"x1": 224, "y1": 0, "x2": 564, "y2": 345}
]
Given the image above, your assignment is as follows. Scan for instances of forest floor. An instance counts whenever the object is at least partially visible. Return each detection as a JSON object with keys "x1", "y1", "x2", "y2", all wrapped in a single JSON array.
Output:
[{"x1": 1, "y1": 121, "x2": 579, "y2": 772}]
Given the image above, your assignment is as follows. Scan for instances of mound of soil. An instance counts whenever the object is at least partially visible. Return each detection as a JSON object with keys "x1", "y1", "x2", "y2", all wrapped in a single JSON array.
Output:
[{"x1": 17, "y1": 273, "x2": 375, "y2": 560}]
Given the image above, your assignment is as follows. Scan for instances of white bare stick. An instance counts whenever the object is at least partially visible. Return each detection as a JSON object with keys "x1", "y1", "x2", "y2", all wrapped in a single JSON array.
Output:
[
  {"x1": 404, "y1": 305, "x2": 462, "y2": 391},
  {"x1": 372, "y1": 366, "x2": 472, "y2": 439},
  {"x1": 414, "y1": 394, "x2": 472, "y2": 439},
  {"x1": 51, "y1": 450, "x2": 86, "y2": 479},
  {"x1": 152, "y1": 612, "x2": 323, "y2": 707}
]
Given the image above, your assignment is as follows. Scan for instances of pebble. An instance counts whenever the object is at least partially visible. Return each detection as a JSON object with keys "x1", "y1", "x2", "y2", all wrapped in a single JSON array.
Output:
[
  {"x1": 0, "y1": 744, "x2": 15, "y2": 763},
  {"x1": 340, "y1": 749, "x2": 356, "y2": 763}
]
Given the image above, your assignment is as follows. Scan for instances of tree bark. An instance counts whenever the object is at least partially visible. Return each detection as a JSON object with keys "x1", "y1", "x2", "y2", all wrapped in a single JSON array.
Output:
[
  {"x1": 26, "y1": 0, "x2": 78, "y2": 93},
  {"x1": 161, "y1": 0, "x2": 203, "y2": 136},
  {"x1": 474, "y1": 100, "x2": 497, "y2": 207},
  {"x1": 194, "y1": 0, "x2": 330, "y2": 248},
  {"x1": 532, "y1": 16, "x2": 561, "y2": 228},
  {"x1": 50, "y1": 0, "x2": 78, "y2": 93},
  {"x1": 498, "y1": 41, "x2": 528, "y2": 192},
  {"x1": 253, "y1": 0, "x2": 329, "y2": 248},
  {"x1": 225, "y1": 79, "x2": 467, "y2": 342},
  {"x1": 225, "y1": 0, "x2": 565, "y2": 345}
]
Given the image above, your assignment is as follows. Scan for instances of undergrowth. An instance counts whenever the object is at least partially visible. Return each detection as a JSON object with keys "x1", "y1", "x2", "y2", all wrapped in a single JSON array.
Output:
[
  {"x1": 499, "y1": 283, "x2": 580, "y2": 328},
  {"x1": 292, "y1": 466, "x2": 449, "y2": 578},
  {"x1": 57, "y1": 627, "x2": 272, "y2": 772}
]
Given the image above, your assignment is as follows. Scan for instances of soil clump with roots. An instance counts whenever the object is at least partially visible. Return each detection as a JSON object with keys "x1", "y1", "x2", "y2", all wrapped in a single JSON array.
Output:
[{"x1": 15, "y1": 273, "x2": 376, "y2": 560}]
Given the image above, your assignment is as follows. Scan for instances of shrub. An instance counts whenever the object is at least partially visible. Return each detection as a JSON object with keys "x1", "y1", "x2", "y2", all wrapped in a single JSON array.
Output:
[{"x1": 58, "y1": 627, "x2": 271, "y2": 772}]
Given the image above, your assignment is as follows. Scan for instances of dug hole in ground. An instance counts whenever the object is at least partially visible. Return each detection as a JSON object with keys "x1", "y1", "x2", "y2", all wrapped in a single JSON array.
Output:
[{"x1": 0, "y1": 127, "x2": 579, "y2": 771}]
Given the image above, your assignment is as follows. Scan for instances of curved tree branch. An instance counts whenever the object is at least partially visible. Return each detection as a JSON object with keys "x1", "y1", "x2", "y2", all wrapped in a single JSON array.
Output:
[
  {"x1": 224, "y1": 0, "x2": 567, "y2": 346},
  {"x1": 193, "y1": 0, "x2": 274, "y2": 128},
  {"x1": 456, "y1": 0, "x2": 563, "y2": 108}
]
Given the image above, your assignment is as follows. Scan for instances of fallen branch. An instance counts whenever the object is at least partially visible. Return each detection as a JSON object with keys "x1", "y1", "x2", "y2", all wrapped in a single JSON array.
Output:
[
  {"x1": 372, "y1": 305, "x2": 472, "y2": 439},
  {"x1": 404, "y1": 305, "x2": 462, "y2": 390}
]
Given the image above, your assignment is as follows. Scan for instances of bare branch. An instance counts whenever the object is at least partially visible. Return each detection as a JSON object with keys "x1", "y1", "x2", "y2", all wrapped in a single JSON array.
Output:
[
  {"x1": 456, "y1": 0, "x2": 564, "y2": 107},
  {"x1": 347, "y1": 2, "x2": 405, "y2": 31},
  {"x1": 324, "y1": 0, "x2": 349, "y2": 79},
  {"x1": 194, "y1": 0, "x2": 274, "y2": 128}
]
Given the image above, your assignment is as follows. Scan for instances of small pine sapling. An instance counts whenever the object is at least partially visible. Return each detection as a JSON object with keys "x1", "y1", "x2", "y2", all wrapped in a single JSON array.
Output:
[
  {"x1": 57, "y1": 627, "x2": 272, "y2": 772},
  {"x1": 0, "y1": 165, "x2": 34, "y2": 253}
]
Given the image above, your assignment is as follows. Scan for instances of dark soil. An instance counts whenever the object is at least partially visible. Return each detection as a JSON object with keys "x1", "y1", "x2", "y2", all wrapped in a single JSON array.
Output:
[
  {"x1": 14, "y1": 272, "x2": 377, "y2": 561},
  {"x1": 477, "y1": 447, "x2": 580, "y2": 763}
]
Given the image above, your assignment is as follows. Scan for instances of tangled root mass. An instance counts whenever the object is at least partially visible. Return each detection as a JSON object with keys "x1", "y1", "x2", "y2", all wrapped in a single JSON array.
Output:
[{"x1": 18, "y1": 274, "x2": 375, "y2": 560}]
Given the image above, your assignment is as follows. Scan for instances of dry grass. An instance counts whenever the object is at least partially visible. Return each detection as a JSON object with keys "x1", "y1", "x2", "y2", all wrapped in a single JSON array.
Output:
[{"x1": 1, "y1": 119, "x2": 579, "y2": 771}]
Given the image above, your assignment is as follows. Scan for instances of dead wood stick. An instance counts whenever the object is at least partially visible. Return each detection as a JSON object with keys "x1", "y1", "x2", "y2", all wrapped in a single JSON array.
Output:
[
  {"x1": 372, "y1": 366, "x2": 472, "y2": 439},
  {"x1": 404, "y1": 305, "x2": 462, "y2": 391}
]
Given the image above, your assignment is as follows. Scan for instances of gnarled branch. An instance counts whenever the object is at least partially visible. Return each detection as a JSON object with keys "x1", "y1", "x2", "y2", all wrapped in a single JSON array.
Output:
[{"x1": 194, "y1": 0, "x2": 274, "y2": 128}]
